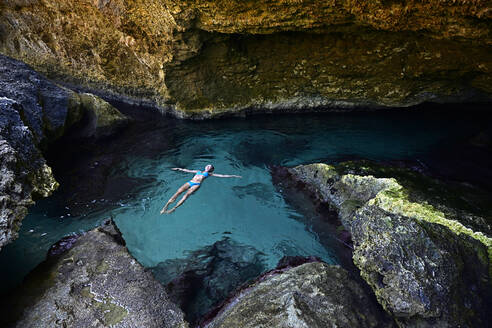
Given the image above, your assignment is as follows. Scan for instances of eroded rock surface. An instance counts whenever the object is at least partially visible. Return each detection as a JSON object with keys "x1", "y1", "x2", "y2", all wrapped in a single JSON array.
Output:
[
  {"x1": 1, "y1": 219, "x2": 188, "y2": 328},
  {"x1": 288, "y1": 162, "x2": 492, "y2": 327},
  {"x1": 0, "y1": 54, "x2": 128, "y2": 250},
  {"x1": 203, "y1": 262, "x2": 391, "y2": 328},
  {"x1": 0, "y1": 1, "x2": 490, "y2": 116}
]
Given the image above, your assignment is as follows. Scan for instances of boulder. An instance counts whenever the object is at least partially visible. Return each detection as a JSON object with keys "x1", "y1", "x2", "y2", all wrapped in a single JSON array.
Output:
[
  {"x1": 288, "y1": 162, "x2": 492, "y2": 327},
  {"x1": 203, "y1": 262, "x2": 390, "y2": 328},
  {"x1": 1, "y1": 219, "x2": 188, "y2": 328}
]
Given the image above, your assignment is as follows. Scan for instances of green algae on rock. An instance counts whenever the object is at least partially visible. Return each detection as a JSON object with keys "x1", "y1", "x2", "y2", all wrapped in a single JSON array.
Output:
[
  {"x1": 1, "y1": 219, "x2": 188, "y2": 328},
  {"x1": 204, "y1": 262, "x2": 391, "y2": 328},
  {"x1": 289, "y1": 162, "x2": 492, "y2": 327},
  {"x1": 0, "y1": 0, "x2": 491, "y2": 117}
]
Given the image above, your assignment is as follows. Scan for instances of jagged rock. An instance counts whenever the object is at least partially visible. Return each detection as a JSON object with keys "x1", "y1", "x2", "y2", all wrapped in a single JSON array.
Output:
[
  {"x1": 0, "y1": 97, "x2": 58, "y2": 250},
  {"x1": 1, "y1": 219, "x2": 188, "y2": 328},
  {"x1": 0, "y1": 54, "x2": 128, "y2": 250},
  {"x1": 287, "y1": 162, "x2": 492, "y2": 327},
  {"x1": 0, "y1": 1, "x2": 490, "y2": 117},
  {"x1": 202, "y1": 262, "x2": 390, "y2": 328}
]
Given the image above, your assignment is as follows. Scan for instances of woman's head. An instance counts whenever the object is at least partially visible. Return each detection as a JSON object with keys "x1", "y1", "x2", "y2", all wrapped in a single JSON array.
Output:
[{"x1": 205, "y1": 164, "x2": 214, "y2": 172}]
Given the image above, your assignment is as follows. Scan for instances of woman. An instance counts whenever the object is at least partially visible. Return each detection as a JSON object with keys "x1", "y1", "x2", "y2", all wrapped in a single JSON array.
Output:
[{"x1": 160, "y1": 164, "x2": 242, "y2": 214}]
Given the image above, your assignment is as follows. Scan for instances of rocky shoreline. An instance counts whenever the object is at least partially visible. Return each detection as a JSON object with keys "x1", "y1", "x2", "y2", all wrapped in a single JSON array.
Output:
[
  {"x1": 0, "y1": 219, "x2": 188, "y2": 328},
  {"x1": 2, "y1": 158, "x2": 490, "y2": 327},
  {"x1": 0, "y1": 54, "x2": 129, "y2": 251},
  {"x1": 283, "y1": 161, "x2": 492, "y2": 327}
]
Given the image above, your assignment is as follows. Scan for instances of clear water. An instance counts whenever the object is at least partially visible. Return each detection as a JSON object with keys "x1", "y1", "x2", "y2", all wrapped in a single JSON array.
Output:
[{"x1": 0, "y1": 108, "x2": 489, "y2": 294}]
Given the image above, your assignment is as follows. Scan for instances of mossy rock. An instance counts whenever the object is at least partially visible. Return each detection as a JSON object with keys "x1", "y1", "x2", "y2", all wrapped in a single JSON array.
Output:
[
  {"x1": 289, "y1": 161, "x2": 492, "y2": 327},
  {"x1": 1, "y1": 220, "x2": 188, "y2": 328},
  {"x1": 206, "y1": 262, "x2": 392, "y2": 328}
]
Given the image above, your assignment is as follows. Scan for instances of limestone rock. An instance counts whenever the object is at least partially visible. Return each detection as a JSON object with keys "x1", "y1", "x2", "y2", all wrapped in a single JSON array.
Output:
[
  {"x1": 288, "y1": 162, "x2": 492, "y2": 327},
  {"x1": 203, "y1": 262, "x2": 389, "y2": 328},
  {"x1": 1, "y1": 219, "x2": 188, "y2": 328},
  {"x1": 72, "y1": 93, "x2": 129, "y2": 138},
  {"x1": 0, "y1": 1, "x2": 490, "y2": 117}
]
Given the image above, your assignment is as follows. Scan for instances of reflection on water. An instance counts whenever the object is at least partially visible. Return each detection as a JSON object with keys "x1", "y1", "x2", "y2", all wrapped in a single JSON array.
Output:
[{"x1": 0, "y1": 107, "x2": 490, "y2": 296}]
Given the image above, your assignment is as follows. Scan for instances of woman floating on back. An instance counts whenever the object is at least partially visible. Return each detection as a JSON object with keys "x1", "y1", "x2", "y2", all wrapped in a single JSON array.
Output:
[{"x1": 160, "y1": 164, "x2": 242, "y2": 214}]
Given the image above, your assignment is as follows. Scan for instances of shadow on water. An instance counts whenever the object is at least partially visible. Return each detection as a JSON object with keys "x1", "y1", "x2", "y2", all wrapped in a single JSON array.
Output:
[{"x1": 0, "y1": 102, "x2": 491, "y2": 323}]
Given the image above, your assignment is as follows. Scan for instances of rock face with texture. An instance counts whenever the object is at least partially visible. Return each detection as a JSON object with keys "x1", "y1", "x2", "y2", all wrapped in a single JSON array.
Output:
[
  {"x1": 0, "y1": 54, "x2": 128, "y2": 250},
  {"x1": 203, "y1": 261, "x2": 390, "y2": 328},
  {"x1": 288, "y1": 162, "x2": 492, "y2": 327},
  {"x1": 0, "y1": 0, "x2": 490, "y2": 117},
  {"x1": 1, "y1": 219, "x2": 188, "y2": 328},
  {"x1": 0, "y1": 97, "x2": 57, "y2": 250}
]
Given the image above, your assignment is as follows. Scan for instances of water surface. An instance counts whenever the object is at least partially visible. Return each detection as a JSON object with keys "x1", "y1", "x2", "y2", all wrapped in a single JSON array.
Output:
[{"x1": 1, "y1": 106, "x2": 490, "y2": 297}]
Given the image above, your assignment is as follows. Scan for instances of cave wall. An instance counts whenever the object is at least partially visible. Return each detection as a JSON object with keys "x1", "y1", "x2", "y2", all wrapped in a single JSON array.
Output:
[{"x1": 0, "y1": 0, "x2": 491, "y2": 117}]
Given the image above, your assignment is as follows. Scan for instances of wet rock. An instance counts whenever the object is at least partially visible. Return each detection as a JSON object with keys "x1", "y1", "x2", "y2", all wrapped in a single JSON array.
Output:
[
  {"x1": 202, "y1": 262, "x2": 390, "y2": 328},
  {"x1": 1, "y1": 219, "x2": 188, "y2": 328},
  {"x1": 70, "y1": 93, "x2": 130, "y2": 139},
  {"x1": 276, "y1": 255, "x2": 321, "y2": 270},
  {"x1": 0, "y1": 97, "x2": 58, "y2": 250},
  {"x1": 288, "y1": 162, "x2": 492, "y2": 327},
  {"x1": 0, "y1": 54, "x2": 129, "y2": 249},
  {"x1": 47, "y1": 234, "x2": 81, "y2": 257},
  {"x1": 152, "y1": 237, "x2": 266, "y2": 324}
]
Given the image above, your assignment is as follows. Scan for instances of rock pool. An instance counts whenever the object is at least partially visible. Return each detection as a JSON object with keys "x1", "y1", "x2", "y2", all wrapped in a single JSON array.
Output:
[{"x1": 0, "y1": 106, "x2": 490, "y2": 320}]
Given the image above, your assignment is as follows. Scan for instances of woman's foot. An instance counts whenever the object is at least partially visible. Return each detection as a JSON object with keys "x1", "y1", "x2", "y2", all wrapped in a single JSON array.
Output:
[
  {"x1": 160, "y1": 203, "x2": 170, "y2": 214},
  {"x1": 165, "y1": 208, "x2": 176, "y2": 214}
]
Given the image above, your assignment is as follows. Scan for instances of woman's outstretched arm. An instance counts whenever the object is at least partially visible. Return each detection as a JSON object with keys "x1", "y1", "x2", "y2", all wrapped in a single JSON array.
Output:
[
  {"x1": 171, "y1": 168, "x2": 198, "y2": 173},
  {"x1": 210, "y1": 173, "x2": 242, "y2": 178}
]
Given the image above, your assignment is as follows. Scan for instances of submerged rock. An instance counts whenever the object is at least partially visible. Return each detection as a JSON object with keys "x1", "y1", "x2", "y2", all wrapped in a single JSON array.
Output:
[
  {"x1": 203, "y1": 262, "x2": 391, "y2": 328},
  {"x1": 1, "y1": 219, "x2": 188, "y2": 328},
  {"x1": 288, "y1": 162, "x2": 492, "y2": 327},
  {"x1": 152, "y1": 237, "x2": 266, "y2": 324},
  {"x1": 0, "y1": 54, "x2": 128, "y2": 250}
]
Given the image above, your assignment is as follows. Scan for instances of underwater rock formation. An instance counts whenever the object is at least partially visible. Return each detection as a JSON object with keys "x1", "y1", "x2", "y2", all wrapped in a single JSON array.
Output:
[
  {"x1": 202, "y1": 261, "x2": 391, "y2": 328},
  {"x1": 0, "y1": 219, "x2": 188, "y2": 328},
  {"x1": 0, "y1": 54, "x2": 128, "y2": 250},
  {"x1": 287, "y1": 161, "x2": 492, "y2": 327},
  {"x1": 0, "y1": 1, "x2": 490, "y2": 117},
  {"x1": 152, "y1": 237, "x2": 266, "y2": 324}
]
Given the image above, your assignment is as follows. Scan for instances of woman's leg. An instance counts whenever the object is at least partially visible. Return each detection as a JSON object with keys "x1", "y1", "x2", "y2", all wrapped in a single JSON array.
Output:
[
  {"x1": 165, "y1": 185, "x2": 199, "y2": 213},
  {"x1": 161, "y1": 183, "x2": 189, "y2": 214}
]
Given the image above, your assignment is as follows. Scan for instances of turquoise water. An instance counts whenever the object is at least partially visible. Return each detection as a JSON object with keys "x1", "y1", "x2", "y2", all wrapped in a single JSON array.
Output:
[{"x1": 0, "y1": 108, "x2": 488, "y2": 295}]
